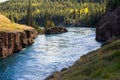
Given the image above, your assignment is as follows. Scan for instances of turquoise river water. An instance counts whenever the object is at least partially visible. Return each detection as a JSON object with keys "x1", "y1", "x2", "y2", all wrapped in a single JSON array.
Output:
[{"x1": 0, "y1": 27, "x2": 101, "y2": 80}]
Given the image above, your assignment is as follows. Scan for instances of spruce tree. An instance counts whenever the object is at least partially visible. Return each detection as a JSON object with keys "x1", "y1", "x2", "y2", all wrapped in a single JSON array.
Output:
[{"x1": 27, "y1": 0, "x2": 32, "y2": 26}]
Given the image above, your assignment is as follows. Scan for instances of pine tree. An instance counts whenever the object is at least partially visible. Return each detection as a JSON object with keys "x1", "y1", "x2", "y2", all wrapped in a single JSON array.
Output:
[
  {"x1": 44, "y1": 11, "x2": 49, "y2": 30},
  {"x1": 9, "y1": 15, "x2": 15, "y2": 22},
  {"x1": 27, "y1": 0, "x2": 32, "y2": 26}
]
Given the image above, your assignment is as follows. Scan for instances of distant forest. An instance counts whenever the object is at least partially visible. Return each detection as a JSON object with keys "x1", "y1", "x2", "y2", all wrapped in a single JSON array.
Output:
[{"x1": 0, "y1": 0, "x2": 107, "y2": 27}]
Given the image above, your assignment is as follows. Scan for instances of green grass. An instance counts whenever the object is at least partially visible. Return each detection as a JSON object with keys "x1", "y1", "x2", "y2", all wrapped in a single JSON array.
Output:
[
  {"x1": 34, "y1": 26, "x2": 45, "y2": 34},
  {"x1": 47, "y1": 39, "x2": 120, "y2": 80}
]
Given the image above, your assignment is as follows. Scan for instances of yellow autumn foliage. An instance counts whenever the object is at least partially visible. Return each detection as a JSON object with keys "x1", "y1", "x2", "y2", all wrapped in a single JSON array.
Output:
[
  {"x1": 36, "y1": 9, "x2": 40, "y2": 13},
  {"x1": 79, "y1": 7, "x2": 89, "y2": 14},
  {"x1": 32, "y1": 3, "x2": 38, "y2": 7},
  {"x1": 75, "y1": 9, "x2": 78, "y2": 12},
  {"x1": 80, "y1": 9, "x2": 83, "y2": 14},
  {"x1": 84, "y1": 7, "x2": 89, "y2": 14},
  {"x1": 83, "y1": 3, "x2": 87, "y2": 6},
  {"x1": 70, "y1": 9, "x2": 74, "y2": 13}
]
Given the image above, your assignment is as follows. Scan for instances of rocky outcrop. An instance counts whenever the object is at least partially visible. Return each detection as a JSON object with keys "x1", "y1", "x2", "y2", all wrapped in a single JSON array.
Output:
[
  {"x1": 96, "y1": 6, "x2": 120, "y2": 41},
  {"x1": 0, "y1": 14, "x2": 38, "y2": 58},
  {"x1": 45, "y1": 27, "x2": 68, "y2": 34},
  {"x1": 0, "y1": 29, "x2": 37, "y2": 58}
]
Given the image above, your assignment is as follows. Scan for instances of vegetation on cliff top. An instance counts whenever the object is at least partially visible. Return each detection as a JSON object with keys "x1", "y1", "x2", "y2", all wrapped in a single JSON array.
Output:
[
  {"x1": 0, "y1": 14, "x2": 33, "y2": 31},
  {"x1": 47, "y1": 39, "x2": 120, "y2": 80}
]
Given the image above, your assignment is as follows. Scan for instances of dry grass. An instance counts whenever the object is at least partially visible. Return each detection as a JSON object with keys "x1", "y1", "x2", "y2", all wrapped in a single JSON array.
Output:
[{"x1": 0, "y1": 14, "x2": 33, "y2": 32}]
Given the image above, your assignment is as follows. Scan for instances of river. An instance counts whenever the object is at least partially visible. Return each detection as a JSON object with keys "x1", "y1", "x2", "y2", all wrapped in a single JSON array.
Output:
[{"x1": 0, "y1": 27, "x2": 101, "y2": 80}]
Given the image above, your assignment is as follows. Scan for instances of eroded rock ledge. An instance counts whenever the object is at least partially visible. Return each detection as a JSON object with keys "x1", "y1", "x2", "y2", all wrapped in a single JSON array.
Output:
[{"x1": 0, "y1": 28, "x2": 37, "y2": 58}]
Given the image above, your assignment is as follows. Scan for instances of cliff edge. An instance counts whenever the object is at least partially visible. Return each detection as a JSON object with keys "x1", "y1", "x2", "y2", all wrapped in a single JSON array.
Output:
[
  {"x1": 96, "y1": 6, "x2": 120, "y2": 41},
  {"x1": 0, "y1": 14, "x2": 38, "y2": 58}
]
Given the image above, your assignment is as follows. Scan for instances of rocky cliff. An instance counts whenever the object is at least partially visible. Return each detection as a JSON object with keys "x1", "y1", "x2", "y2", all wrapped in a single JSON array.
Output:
[
  {"x1": 96, "y1": 6, "x2": 120, "y2": 41},
  {"x1": 0, "y1": 14, "x2": 38, "y2": 58}
]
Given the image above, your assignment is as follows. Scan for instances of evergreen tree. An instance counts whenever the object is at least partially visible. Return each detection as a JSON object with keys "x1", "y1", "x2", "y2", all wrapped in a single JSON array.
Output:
[
  {"x1": 9, "y1": 15, "x2": 15, "y2": 22},
  {"x1": 0, "y1": 0, "x2": 107, "y2": 27},
  {"x1": 27, "y1": 0, "x2": 32, "y2": 26}
]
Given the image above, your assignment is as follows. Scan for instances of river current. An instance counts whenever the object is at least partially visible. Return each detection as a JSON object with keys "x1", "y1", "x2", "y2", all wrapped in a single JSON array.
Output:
[{"x1": 0, "y1": 27, "x2": 101, "y2": 80}]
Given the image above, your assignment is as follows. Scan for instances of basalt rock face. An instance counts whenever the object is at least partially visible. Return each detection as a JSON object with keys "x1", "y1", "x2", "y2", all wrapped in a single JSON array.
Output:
[
  {"x1": 45, "y1": 27, "x2": 68, "y2": 34},
  {"x1": 96, "y1": 6, "x2": 120, "y2": 41},
  {"x1": 0, "y1": 29, "x2": 37, "y2": 58}
]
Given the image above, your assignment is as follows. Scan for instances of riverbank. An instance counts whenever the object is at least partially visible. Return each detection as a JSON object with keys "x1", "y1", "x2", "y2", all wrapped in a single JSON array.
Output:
[
  {"x1": 46, "y1": 39, "x2": 120, "y2": 80},
  {"x1": 0, "y1": 14, "x2": 38, "y2": 58},
  {"x1": 46, "y1": 1, "x2": 120, "y2": 80}
]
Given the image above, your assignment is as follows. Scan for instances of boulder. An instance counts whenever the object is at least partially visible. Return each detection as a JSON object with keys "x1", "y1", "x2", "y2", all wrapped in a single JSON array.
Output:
[{"x1": 45, "y1": 27, "x2": 68, "y2": 34}]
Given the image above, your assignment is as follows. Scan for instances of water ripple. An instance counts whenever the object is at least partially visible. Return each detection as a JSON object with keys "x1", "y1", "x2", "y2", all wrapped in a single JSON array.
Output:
[{"x1": 0, "y1": 27, "x2": 101, "y2": 80}]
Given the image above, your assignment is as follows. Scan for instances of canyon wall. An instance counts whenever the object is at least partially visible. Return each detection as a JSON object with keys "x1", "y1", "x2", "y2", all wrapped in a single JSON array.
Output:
[
  {"x1": 96, "y1": 6, "x2": 120, "y2": 41},
  {"x1": 0, "y1": 29, "x2": 37, "y2": 58}
]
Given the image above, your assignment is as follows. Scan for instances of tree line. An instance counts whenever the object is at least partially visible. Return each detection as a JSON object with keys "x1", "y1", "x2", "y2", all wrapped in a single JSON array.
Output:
[{"x1": 0, "y1": 0, "x2": 107, "y2": 28}]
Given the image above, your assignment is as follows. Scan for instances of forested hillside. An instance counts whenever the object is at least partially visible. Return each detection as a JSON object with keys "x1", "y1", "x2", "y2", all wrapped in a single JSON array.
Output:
[{"x1": 0, "y1": 0, "x2": 106, "y2": 27}]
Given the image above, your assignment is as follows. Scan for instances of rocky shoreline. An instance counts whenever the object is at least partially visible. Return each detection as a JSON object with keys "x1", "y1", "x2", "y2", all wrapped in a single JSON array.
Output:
[{"x1": 0, "y1": 28, "x2": 37, "y2": 58}]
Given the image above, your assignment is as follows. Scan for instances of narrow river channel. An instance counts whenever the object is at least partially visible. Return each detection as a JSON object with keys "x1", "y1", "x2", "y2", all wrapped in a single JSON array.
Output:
[{"x1": 0, "y1": 27, "x2": 101, "y2": 80}]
